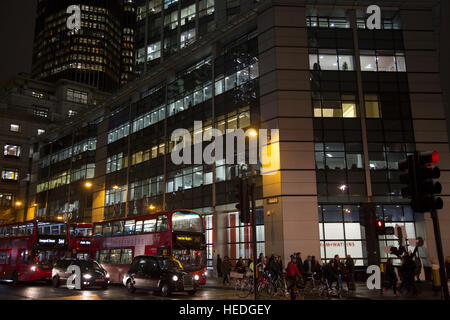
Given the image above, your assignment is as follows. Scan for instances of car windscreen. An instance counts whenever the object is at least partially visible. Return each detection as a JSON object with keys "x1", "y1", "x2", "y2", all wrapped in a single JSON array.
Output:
[
  {"x1": 158, "y1": 258, "x2": 183, "y2": 271},
  {"x1": 76, "y1": 260, "x2": 103, "y2": 272}
]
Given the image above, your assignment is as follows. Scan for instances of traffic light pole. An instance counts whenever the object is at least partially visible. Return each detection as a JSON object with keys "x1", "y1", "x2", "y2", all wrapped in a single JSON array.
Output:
[
  {"x1": 430, "y1": 209, "x2": 449, "y2": 300},
  {"x1": 250, "y1": 180, "x2": 258, "y2": 300}
]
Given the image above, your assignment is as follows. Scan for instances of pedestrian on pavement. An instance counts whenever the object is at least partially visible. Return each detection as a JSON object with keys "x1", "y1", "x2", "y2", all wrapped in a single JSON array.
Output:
[
  {"x1": 295, "y1": 252, "x2": 304, "y2": 276},
  {"x1": 222, "y1": 256, "x2": 231, "y2": 285},
  {"x1": 325, "y1": 259, "x2": 338, "y2": 290},
  {"x1": 413, "y1": 255, "x2": 422, "y2": 282},
  {"x1": 345, "y1": 254, "x2": 356, "y2": 291},
  {"x1": 384, "y1": 258, "x2": 399, "y2": 296},
  {"x1": 398, "y1": 253, "x2": 418, "y2": 296},
  {"x1": 286, "y1": 255, "x2": 301, "y2": 300},
  {"x1": 258, "y1": 253, "x2": 264, "y2": 264},
  {"x1": 235, "y1": 257, "x2": 246, "y2": 274},
  {"x1": 217, "y1": 254, "x2": 223, "y2": 278}
]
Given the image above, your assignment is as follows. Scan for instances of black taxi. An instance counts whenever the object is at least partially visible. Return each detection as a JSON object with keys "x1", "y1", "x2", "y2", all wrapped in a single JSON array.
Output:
[{"x1": 123, "y1": 255, "x2": 198, "y2": 297}]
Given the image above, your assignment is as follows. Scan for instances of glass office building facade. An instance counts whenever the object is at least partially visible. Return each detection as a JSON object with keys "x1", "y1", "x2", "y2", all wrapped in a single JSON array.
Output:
[
  {"x1": 32, "y1": 0, "x2": 136, "y2": 92},
  {"x1": 28, "y1": 1, "x2": 450, "y2": 269}
]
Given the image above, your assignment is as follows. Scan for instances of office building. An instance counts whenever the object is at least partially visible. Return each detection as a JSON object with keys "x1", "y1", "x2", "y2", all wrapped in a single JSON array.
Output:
[
  {"x1": 0, "y1": 74, "x2": 108, "y2": 223},
  {"x1": 29, "y1": 0, "x2": 450, "y2": 273},
  {"x1": 32, "y1": 0, "x2": 137, "y2": 92}
]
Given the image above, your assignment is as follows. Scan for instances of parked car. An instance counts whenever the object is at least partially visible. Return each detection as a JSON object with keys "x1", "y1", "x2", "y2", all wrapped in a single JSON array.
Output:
[
  {"x1": 123, "y1": 255, "x2": 198, "y2": 297},
  {"x1": 52, "y1": 258, "x2": 110, "y2": 289}
]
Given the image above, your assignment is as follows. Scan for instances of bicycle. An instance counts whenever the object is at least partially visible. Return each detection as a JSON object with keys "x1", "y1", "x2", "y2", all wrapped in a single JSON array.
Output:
[
  {"x1": 234, "y1": 274, "x2": 253, "y2": 298},
  {"x1": 256, "y1": 272, "x2": 275, "y2": 298},
  {"x1": 271, "y1": 273, "x2": 289, "y2": 298}
]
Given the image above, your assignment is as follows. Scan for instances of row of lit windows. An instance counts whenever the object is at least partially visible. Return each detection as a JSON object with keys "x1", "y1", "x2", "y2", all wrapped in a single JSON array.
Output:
[
  {"x1": 40, "y1": 138, "x2": 96, "y2": 168},
  {"x1": 108, "y1": 62, "x2": 258, "y2": 145},
  {"x1": 306, "y1": 16, "x2": 401, "y2": 30},
  {"x1": 309, "y1": 52, "x2": 406, "y2": 72},
  {"x1": 313, "y1": 93, "x2": 393, "y2": 119},
  {"x1": 0, "y1": 193, "x2": 13, "y2": 207},
  {"x1": 37, "y1": 164, "x2": 95, "y2": 193},
  {"x1": 107, "y1": 107, "x2": 250, "y2": 175}
]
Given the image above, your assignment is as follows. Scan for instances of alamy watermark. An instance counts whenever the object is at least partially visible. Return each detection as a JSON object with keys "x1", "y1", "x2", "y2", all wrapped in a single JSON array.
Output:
[
  {"x1": 66, "y1": 5, "x2": 81, "y2": 31},
  {"x1": 170, "y1": 121, "x2": 279, "y2": 175}
]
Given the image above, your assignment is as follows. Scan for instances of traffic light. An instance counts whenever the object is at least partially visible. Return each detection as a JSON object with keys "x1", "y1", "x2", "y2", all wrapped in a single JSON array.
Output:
[
  {"x1": 375, "y1": 219, "x2": 394, "y2": 236},
  {"x1": 235, "y1": 177, "x2": 250, "y2": 223},
  {"x1": 398, "y1": 151, "x2": 443, "y2": 213}
]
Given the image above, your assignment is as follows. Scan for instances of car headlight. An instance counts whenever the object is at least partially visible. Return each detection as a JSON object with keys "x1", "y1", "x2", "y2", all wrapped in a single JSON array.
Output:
[
  {"x1": 83, "y1": 274, "x2": 92, "y2": 280},
  {"x1": 172, "y1": 275, "x2": 178, "y2": 282},
  {"x1": 194, "y1": 275, "x2": 200, "y2": 281},
  {"x1": 31, "y1": 266, "x2": 37, "y2": 272}
]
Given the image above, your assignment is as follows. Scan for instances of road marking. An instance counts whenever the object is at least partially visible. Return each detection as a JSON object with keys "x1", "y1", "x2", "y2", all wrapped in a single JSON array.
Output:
[{"x1": 44, "y1": 294, "x2": 101, "y2": 300}]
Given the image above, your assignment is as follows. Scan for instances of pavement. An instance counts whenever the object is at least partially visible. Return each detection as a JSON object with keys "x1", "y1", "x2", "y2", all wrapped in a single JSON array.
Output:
[
  {"x1": 203, "y1": 277, "x2": 445, "y2": 300},
  {"x1": 0, "y1": 278, "x2": 444, "y2": 300}
]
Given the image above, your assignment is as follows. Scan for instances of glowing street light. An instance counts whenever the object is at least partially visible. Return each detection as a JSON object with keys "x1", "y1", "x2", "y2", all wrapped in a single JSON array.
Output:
[
  {"x1": 84, "y1": 181, "x2": 93, "y2": 188},
  {"x1": 248, "y1": 129, "x2": 258, "y2": 137},
  {"x1": 15, "y1": 201, "x2": 22, "y2": 207},
  {"x1": 112, "y1": 185, "x2": 119, "y2": 190},
  {"x1": 149, "y1": 204, "x2": 156, "y2": 211}
]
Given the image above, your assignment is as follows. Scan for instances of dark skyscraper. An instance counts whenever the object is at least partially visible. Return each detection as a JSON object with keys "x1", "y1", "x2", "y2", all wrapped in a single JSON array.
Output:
[{"x1": 31, "y1": 0, "x2": 136, "y2": 92}]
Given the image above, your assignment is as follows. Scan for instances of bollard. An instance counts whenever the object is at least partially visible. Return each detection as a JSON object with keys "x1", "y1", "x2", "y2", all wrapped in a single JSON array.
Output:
[{"x1": 431, "y1": 264, "x2": 441, "y2": 291}]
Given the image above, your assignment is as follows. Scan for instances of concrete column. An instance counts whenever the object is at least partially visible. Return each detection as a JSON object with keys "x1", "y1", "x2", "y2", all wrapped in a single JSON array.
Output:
[{"x1": 257, "y1": 3, "x2": 320, "y2": 264}]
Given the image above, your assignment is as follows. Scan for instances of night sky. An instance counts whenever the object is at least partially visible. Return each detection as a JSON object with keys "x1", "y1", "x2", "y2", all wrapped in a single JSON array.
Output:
[{"x1": 0, "y1": 0, "x2": 36, "y2": 87}]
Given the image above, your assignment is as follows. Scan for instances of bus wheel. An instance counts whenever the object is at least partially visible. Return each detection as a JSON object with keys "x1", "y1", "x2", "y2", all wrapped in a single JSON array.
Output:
[
  {"x1": 52, "y1": 276, "x2": 60, "y2": 288},
  {"x1": 126, "y1": 280, "x2": 136, "y2": 293},
  {"x1": 160, "y1": 282, "x2": 171, "y2": 297},
  {"x1": 12, "y1": 272, "x2": 19, "y2": 286}
]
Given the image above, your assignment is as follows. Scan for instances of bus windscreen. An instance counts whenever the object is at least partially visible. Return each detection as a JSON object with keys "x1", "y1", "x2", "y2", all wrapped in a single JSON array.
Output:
[{"x1": 172, "y1": 212, "x2": 203, "y2": 233}]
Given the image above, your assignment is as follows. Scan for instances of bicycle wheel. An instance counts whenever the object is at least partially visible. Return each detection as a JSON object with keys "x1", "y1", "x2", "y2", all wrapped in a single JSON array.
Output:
[{"x1": 236, "y1": 278, "x2": 252, "y2": 298}]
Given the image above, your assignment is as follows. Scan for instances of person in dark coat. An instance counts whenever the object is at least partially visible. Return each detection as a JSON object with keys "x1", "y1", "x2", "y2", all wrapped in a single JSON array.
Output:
[
  {"x1": 268, "y1": 255, "x2": 282, "y2": 283},
  {"x1": 295, "y1": 252, "x2": 304, "y2": 275},
  {"x1": 235, "y1": 257, "x2": 246, "y2": 274},
  {"x1": 384, "y1": 258, "x2": 399, "y2": 296},
  {"x1": 222, "y1": 256, "x2": 231, "y2": 285},
  {"x1": 345, "y1": 254, "x2": 356, "y2": 291},
  {"x1": 217, "y1": 254, "x2": 223, "y2": 278},
  {"x1": 398, "y1": 253, "x2": 418, "y2": 295},
  {"x1": 325, "y1": 259, "x2": 338, "y2": 290}
]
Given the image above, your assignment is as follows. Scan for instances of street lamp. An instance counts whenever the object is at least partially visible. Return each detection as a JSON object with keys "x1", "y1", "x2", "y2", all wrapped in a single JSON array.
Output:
[
  {"x1": 15, "y1": 201, "x2": 22, "y2": 207},
  {"x1": 84, "y1": 181, "x2": 93, "y2": 188},
  {"x1": 148, "y1": 204, "x2": 156, "y2": 211},
  {"x1": 248, "y1": 128, "x2": 258, "y2": 137}
]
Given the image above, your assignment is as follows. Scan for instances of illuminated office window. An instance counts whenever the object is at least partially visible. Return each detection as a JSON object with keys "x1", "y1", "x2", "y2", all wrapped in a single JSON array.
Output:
[{"x1": 4, "y1": 145, "x2": 21, "y2": 157}]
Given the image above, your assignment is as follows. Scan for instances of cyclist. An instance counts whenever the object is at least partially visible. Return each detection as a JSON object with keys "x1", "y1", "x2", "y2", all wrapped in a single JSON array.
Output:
[{"x1": 286, "y1": 255, "x2": 302, "y2": 300}]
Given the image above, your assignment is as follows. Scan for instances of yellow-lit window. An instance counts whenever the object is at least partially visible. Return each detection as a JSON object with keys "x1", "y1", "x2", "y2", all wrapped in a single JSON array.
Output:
[
  {"x1": 342, "y1": 103, "x2": 357, "y2": 118},
  {"x1": 313, "y1": 101, "x2": 322, "y2": 117},
  {"x1": 365, "y1": 95, "x2": 381, "y2": 118}
]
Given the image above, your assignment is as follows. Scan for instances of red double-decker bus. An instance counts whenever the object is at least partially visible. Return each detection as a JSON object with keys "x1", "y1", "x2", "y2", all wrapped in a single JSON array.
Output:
[
  {"x1": 0, "y1": 220, "x2": 68, "y2": 284},
  {"x1": 90, "y1": 210, "x2": 207, "y2": 284},
  {"x1": 68, "y1": 223, "x2": 92, "y2": 260}
]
